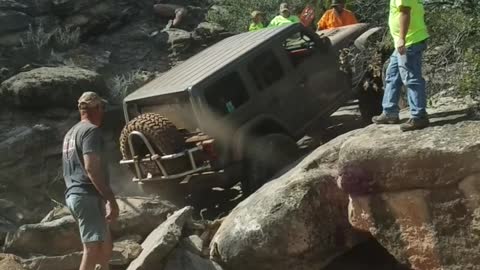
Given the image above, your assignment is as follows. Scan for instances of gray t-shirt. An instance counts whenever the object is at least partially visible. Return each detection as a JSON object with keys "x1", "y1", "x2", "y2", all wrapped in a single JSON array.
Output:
[{"x1": 62, "y1": 121, "x2": 108, "y2": 198}]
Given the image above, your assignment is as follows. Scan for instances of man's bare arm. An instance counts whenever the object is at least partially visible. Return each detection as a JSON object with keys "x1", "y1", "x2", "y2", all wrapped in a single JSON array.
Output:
[
  {"x1": 397, "y1": 5, "x2": 411, "y2": 54},
  {"x1": 84, "y1": 153, "x2": 115, "y2": 202},
  {"x1": 399, "y1": 6, "x2": 411, "y2": 40}
]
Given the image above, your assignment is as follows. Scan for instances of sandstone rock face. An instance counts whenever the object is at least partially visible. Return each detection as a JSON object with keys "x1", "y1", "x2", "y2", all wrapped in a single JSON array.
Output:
[
  {"x1": 111, "y1": 197, "x2": 178, "y2": 239},
  {"x1": 338, "y1": 122, "x2": 480, "y2": 194},
  {"x1": 4, "y1": 197, "x2": 177, "y2": 256},
  {"x1": 4, "y1": 216, "x2": 80, "y2": 256},
  {"x1": 21, "y1": 252, "x2": 83, "y2": 270},
  {"x1": 110, "y1": 235, "x2": 143, "y2": 267},
  {"x1": 179, "y1": 235, "x2": 204, "y2": 256},
  {"x1": 0, "y1": 124, "x2": 62, "y2": 189},
  {"x1": 0, "y1": 66, "x2": 105, "y2": 109},
  {"x1": 349, "y1": 178, "x2": 480, "y2": 270},
  {"x1": 0, "y1": 11, "x2": 32, "y2": 34},
  {"x1": 127, "y1": 207, "x2": 193, "y2": 270},
  {"x1": 337, "y1": 99, "x2": 480, "y2": 270},
  {"x1": 164, "y1": 248, "x2": 223, "y2": 270},
  {"x1": 0, "y1": 253, "x2": 26, "y2": 270},
  {"x1": 210, "y1": 130, "x2": 366, "y2": 270}
]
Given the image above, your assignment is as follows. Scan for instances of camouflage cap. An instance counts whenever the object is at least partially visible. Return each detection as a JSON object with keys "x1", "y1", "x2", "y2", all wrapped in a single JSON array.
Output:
[
  {"x1": 279, "y1": 3, "x2": 290, "y2": 13},
  {"x1": 251, "y1": 10, "x2": 264, "y2": 18},
  {"x1": 78, "y1": 91, "x2": 108, "y2": 109}
]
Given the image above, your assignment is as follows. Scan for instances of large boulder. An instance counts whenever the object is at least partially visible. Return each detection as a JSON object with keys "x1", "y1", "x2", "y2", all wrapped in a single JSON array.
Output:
[
  {"x1": 4, "y1": 215, "x2": 81, "y2": 256},
  {"x1": 164, "y1": 248, "x2": 223, "y2": 270},
  {"x1": 127, "y1": 207, "x2": 193, "y2": 270},
  {"x1": 210, "y1": 131, "x2": 367, "y2": 270},
  {"x1": 20, "y1": 252, "x2": 83, "y2": 270},
  {"x1": 111, "y1": 235, "x2": 143, "y2": 267},
  {"x1": 0, "y1": 11, "x2": 32, "y2": 34},
  {"x1": 337, "y1": 99, "x2": 480, "y2": 269},
  {"x1": 349, "y1": 177, "x2": 480, "y2": 270},
  {"x1": 0, "y1": 0, "x2": 52, "y2": 16},
  {"x1": 0, "y1": 254, "x2": 26, "y2": 270},
  {"x1": 0, "y1": 66, "x2": 105, "y2": 109},
  {"x1": 0, "y1": 124, "x2": 62, "y2": 189},
  {"x1": 4, "y1": 197, "x2": 177, "y2": 256},
  {"x1": 338, "y1": 98, "x2": 480, "y2": 194},
  {"x1": 338, "y1": 122, "x2": 480, "y2": 194},
  {"x1": 155, "y1": 29, "x2": 192, "y2": 53}
]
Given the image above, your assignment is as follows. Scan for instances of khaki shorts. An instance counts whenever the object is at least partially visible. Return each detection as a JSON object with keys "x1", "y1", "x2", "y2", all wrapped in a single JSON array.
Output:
[{"x1": 66, "y1": 194, "x2": 107, "y2": 243}]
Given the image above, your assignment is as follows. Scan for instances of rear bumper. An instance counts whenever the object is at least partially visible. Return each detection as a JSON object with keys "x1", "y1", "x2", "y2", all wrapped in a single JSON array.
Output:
[{"x1": 119, "y1": 130, "x2": 241, "y2": 188}]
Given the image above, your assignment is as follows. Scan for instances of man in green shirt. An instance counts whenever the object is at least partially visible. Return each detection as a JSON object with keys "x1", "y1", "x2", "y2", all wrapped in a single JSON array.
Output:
[
  {"x1": 249, "y1": 10, "x2": 265, "y2": 31},
  {"x1": 269, "y1": 3, "x2": 300, "y2": 27},
  {"x1": 372, "y1": 0, "x2": 430, "y2": 131}
]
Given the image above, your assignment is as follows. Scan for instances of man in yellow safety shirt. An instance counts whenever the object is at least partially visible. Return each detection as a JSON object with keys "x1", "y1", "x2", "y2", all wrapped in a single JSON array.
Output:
[
  {"x1": 372, "y1": 0, "x2": 430, "y2": 131},
  {"x1": 269, "y1": 3, "x2": 300, "y2": 27},
  {"x1": 249, "y1": 10, "x2": 265, "y2": 31}
]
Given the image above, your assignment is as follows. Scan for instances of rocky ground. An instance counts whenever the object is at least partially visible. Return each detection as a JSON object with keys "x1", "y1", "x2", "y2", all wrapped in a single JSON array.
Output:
[{"x1": 1, "y1": 0, "x2": 480, "y2": 270}]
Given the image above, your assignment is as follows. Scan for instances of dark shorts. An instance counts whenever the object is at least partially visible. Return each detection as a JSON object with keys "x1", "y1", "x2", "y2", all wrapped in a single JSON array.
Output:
[{"x1": 66, "y1": 194, "x2": 107, "y2": 243}]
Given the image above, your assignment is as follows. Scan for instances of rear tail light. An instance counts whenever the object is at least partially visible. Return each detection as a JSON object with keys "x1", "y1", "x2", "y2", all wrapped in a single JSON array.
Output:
[{"x1": 200, "y1": 139, "x2": 218, "y2": 160}]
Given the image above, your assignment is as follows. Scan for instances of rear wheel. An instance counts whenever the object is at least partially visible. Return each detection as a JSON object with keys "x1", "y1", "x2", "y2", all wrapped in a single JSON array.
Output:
[
  {"x1": 242, "y1": 133, "x2": 301, "y2": 195},
  {"x1": 119, "y1": 113, "x2": 187, "y2": 179}
]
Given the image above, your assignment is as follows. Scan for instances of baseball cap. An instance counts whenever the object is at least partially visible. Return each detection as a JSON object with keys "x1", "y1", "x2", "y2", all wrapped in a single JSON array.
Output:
[
  {"x1": 279, "y1": 3, "x2": 290, "y2": 13},
  {"x1": 78, "y1": 91, "x2": 108, "y2": 109},
  {"x1": 251, "y1": 10, "x2": 264, "y2": 18},
  {"x1": 331, "y1": 0, "x2": 346, "y2": 6}
]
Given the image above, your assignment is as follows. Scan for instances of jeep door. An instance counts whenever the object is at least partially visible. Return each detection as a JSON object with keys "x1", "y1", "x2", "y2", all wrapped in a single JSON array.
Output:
[{"x1": 278, "y1": 28, "x2": 353, "y2": 134}]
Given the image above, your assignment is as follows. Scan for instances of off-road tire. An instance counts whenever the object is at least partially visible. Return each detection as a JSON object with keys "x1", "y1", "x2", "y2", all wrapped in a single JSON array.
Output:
[
  {"x1": 119, "y1": 113, "x2": 185, "y2": 178},
  {"x1": 358, "y1": 83, "x2": 384, "y2": 123},
  {"x1": 242, "y1": 133, "x2": 301, "y2": 195}
]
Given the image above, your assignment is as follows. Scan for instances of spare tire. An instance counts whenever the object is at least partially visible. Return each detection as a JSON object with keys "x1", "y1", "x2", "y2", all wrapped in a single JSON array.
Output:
[{"x1": 119, "y1": 113, "x2": 185, "y2": 178}]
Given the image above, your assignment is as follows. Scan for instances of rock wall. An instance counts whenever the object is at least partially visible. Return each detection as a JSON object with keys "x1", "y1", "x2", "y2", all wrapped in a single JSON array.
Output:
[
  {"x1": 0, "y1": 0, "x2": 132, "y2": 48},
  {"x1": 337, "y1": 99, "x2": 480, "y2": 270}
]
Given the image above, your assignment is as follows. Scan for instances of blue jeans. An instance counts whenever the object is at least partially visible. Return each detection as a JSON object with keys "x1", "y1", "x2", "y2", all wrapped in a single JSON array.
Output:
[{"x1": 382, "y1": 41, "x2": 427, "y2": 118}]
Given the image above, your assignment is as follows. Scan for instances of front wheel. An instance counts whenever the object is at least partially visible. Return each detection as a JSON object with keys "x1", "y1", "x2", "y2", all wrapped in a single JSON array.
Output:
[{"x1": 242, "y1": 133, "x2": 301, "y2": 195}]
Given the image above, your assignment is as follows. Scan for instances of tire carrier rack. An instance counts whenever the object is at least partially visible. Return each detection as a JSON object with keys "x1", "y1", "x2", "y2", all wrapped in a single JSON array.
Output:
[{"x1": 119, "y1": 131, "x2": 211, "y2": 183}]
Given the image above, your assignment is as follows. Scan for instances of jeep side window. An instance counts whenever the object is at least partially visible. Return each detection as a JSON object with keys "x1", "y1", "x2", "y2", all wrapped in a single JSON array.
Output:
[
  {"x1": 283, "y1": 32, "x2": 316, "y2": 66},
  {"x1": 248, "y1": 50, "x2": 284, "y2": 92},
  {"x1": 204, "y1": 72, "x2": 249, "y2": 116}
]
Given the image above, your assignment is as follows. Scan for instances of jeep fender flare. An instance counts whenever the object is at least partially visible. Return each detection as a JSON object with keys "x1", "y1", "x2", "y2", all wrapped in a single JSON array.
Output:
[
  {"x1": 354, "y1": 27, "x2": 383, "y2": 51},
  {"x1": 231, "y1": 115, "x2": 293, "y2": 161}
]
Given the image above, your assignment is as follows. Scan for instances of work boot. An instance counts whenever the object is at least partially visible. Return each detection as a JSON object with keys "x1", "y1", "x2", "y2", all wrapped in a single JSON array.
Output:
[
  {"x1": 372, "y1": 113, "x2": 400, "y2": 124},
  {"x1": 400, "y1": 117, "x2": 430, "y2": 132}
]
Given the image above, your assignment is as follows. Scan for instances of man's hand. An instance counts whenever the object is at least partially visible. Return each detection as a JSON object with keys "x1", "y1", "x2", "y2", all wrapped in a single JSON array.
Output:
[
  {"x1": 396, "y1": 37, "x2": 406, "y2": 55},
  {"x1": 105, "y1": 200, "x2": 119, "y2": 223}
]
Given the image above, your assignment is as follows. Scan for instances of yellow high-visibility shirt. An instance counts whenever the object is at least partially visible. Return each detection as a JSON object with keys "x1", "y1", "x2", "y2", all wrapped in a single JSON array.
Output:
[
  {"x1": 249, "y1": 22, "x2": 265, "y2": 31},
  {"x1": 268, "y1": 15, "x2": 300, "y2": 27},
  {"x1": 389, "y1": 0, "x2": 429, "y2": 46}
]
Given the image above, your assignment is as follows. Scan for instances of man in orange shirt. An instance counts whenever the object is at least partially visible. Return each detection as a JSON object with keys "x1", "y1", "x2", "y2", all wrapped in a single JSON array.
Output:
[{"x1": 317, "y1": 0, "x2": 358, "y2": 30}]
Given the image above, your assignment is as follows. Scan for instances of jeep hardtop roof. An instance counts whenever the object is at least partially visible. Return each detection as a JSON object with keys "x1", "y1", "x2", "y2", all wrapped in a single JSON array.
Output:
[{"x1": 124, "y1": 24, "x2": 305, "y2": 104}]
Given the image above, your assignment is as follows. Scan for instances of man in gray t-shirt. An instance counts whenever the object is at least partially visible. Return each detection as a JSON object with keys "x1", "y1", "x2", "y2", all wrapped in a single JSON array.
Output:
[{"x1": 62, "y1": 91, "x2": 118, "y2": 270}]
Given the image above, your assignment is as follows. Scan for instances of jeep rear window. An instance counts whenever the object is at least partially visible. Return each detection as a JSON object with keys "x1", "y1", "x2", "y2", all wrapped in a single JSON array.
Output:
[
  {"x1": 283, "y1": 33, "x2": 314, "y2": 51},
  {"x1": 248, "y1": 50, "x2": 284, "y2": 91},
  {"x1": 204, "y1": 72, "x2": 249, "y2": 116},
  {"x1": 283, "y1": 32, "x2": 316, "y2": 66}
]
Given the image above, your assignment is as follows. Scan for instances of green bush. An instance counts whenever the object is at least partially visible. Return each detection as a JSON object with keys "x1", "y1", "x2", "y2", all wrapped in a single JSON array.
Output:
[
  {"x1": 208, "y1": 0, "x2": 480, "y2": 98},
  {"x1": 459, "y1": 49, "x2": 480, "y2": 98},
  {"x1": 207, "y1": 0, "x2": 320, "y2": 33}
]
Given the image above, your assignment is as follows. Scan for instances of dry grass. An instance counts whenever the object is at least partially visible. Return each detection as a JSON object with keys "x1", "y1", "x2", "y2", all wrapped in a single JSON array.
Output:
[{"x1": 106, "y1": 70, "x2": 155, "y2": 103}]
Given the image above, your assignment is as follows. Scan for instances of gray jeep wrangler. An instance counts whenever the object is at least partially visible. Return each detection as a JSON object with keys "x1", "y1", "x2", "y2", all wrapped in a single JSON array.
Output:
[{"x1": 120, "y1": 23, "x2": 382, "y2": 194}]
